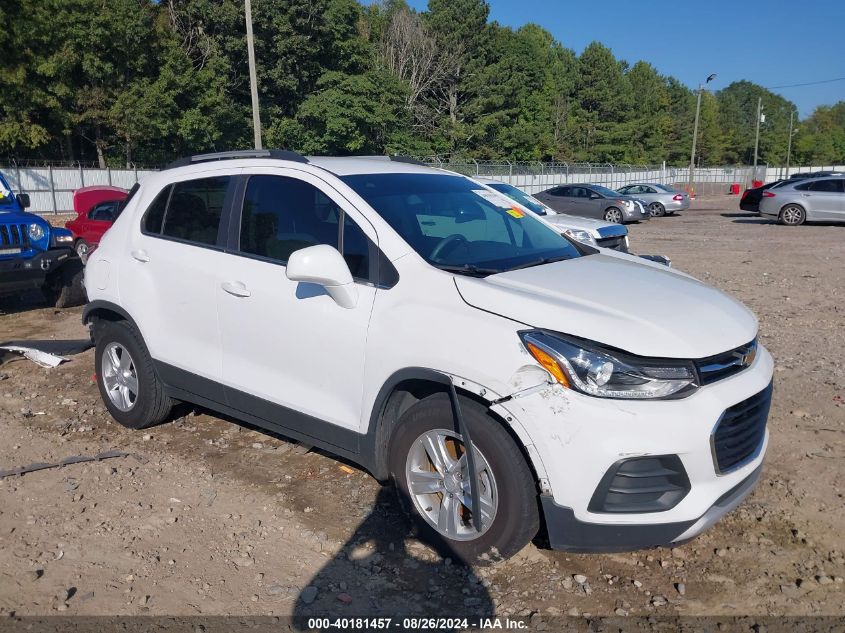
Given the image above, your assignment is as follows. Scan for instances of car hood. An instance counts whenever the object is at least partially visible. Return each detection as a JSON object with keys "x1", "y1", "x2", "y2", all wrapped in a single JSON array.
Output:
[{"x1": 454, "y1": 253, "x2": 758, "y2": 358}]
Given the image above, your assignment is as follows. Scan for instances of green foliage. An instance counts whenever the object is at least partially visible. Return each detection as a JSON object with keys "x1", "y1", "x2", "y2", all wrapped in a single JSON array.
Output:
[{"x1": 1, "y1": 0, "x2": 841, "y2": 167}]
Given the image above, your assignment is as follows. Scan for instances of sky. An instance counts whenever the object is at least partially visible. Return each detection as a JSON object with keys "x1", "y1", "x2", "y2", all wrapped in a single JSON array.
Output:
[{"x1": 398, "y1": 0, "x2": 845, "y2": 119}]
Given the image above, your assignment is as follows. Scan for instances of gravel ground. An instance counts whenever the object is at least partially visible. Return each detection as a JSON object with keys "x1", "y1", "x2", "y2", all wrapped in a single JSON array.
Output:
[{"x1": 0, "y1": 197, "x2": 843, "y2": 619}]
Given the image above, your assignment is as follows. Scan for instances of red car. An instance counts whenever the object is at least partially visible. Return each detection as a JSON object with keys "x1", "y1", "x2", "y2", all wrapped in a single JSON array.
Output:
[{"x1": 65, "y1": 185, "x2": 128, "y2": 259}]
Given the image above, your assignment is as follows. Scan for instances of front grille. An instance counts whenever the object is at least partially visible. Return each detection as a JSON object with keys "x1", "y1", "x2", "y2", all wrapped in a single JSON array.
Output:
[
  {"x1": 712, "y1": 381, "x2": 773, "y2": 474},
  {"x1": 596, "y1": 236, "x2": 628, "y2": 252},
  {"x1": 588, "y1": 455, "x2": 690, "y2": 513},
  {"x1": 0, "y1": 224, "x2": 28, "y2": 248},
  {"x1": 695, "y1": 339, "x2": 757, "y2": 385}
]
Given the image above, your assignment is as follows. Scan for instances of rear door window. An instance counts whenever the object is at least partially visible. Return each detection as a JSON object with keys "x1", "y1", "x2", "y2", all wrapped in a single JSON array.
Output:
[
  {"x1": 161, "y1": 177, "x2": 230, "y2": 246},
  {"x1": 807, "y1": 179, "x2": 844, "y2": 193}
]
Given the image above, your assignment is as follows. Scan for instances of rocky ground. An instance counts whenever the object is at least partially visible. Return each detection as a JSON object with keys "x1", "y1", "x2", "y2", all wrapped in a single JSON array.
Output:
[{"x1": 0, "y1": 198, "x2": 843, "y2": 620}]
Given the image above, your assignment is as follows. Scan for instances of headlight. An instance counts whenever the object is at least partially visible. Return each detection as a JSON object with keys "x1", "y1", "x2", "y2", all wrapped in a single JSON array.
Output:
[
  {"x1": 563, "y1": 229, "x2": 597, "y2": 247},
  {"x1": 520, "y1": 330, "x2": 698, "y2": 400},
  {"x1": 620, "y1": 200, "x2": 634, "y2": 209},
  {"x1": 28, "y1": 223, "x2": 45, "y2": 241},
  {"x1": 54, "y1": 234, "x2": 73, "y2": 243}
]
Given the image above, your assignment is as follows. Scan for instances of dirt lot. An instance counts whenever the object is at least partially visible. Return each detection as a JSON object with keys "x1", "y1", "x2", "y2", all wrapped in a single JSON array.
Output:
[{"x1": 0, "y1": 198, "x2": 843, "y2": 620}]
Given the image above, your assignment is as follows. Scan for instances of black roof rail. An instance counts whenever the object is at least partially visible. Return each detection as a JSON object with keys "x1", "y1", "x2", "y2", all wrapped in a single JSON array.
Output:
[{"x1": 164, "y1": 149, "x2": 309, "y2": 170}]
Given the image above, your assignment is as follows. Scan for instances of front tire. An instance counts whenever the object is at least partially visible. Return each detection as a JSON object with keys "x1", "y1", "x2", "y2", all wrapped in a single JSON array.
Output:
[
  {"x1": 95, "y1": 320, "x2": 173, "y2": 429},
  {"x1": 42, "y1": 258, "x2": 86, "y2": 308},
  {"x1": 388, "y1": 393, "x2": 539, "y2": 562},
  {"x1": 75, "y1": 239, "x2": 90, "y2": 262},
  {"x1": 778, "y1": 204, "x2": 806, "y2": 226},
  {"x1": 604, "y1": 207, "x2": 623, "y2": 223}
]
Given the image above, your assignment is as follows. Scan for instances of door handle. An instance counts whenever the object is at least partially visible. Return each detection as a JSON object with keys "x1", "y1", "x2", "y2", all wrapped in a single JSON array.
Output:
[
  {"x1": 221, "y1": 281, "x2": 251, "y2": 298},
  {"x1": 131, "y1": 249, "x2": 150, "y2": 263}
]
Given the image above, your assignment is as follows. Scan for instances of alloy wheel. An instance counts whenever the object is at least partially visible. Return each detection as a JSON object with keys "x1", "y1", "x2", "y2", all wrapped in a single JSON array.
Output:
[
  {"x1": 605, "y1": 208, "x2": 623, "y2": 223},
  {"x1": 101, "y1": 342, "x2": 139, "y2": 412},
  {"x1": 405, "y1": 428, "x2": 498, "y2": 541},
  {"x1": 781, "y1": 205, "x2": 805, "y2": 226}
]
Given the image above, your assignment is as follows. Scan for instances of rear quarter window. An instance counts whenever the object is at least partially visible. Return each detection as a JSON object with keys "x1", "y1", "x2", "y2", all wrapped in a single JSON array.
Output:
[{"x1": 142, "y1": 185, "x2": 172, "y2": 234}]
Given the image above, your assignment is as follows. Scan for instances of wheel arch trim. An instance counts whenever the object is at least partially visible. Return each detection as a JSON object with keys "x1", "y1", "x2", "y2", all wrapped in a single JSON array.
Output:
[{"x1": 363, "y1": 368, "x2": 549, "y2": 487}]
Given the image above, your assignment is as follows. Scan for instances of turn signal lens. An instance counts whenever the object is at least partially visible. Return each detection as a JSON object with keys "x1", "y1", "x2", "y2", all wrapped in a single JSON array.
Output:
[{"x1": 526, "y1": 342, "x2": 569, "y2": 388}]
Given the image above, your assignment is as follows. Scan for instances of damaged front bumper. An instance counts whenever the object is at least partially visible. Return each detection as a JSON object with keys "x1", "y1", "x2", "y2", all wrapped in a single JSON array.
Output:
[
  {"x1": 540, "y1": 463, "x2": 762, "y2": 552},
  {"x1": 485, "y1": 343, "x2": 773, "y2": 552}
]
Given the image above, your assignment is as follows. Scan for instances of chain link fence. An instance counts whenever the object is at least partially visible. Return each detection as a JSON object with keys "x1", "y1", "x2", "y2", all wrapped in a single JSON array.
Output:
[
  {"x1": 419, "y1": 158, "x2": 758, "y2": 196},
  {"x1": 2, "y1": 157, "x2": 841, "y2": 215}
]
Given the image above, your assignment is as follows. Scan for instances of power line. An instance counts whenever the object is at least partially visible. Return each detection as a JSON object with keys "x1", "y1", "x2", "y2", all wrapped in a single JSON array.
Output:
[{"x1": 767, "y1": 76, "x2": 845, "y2": 89}]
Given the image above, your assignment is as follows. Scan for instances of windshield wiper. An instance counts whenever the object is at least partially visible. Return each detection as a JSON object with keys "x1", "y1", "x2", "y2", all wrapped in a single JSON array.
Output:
[
  {"x1": 504, "y1": 256, "x2": 572, "y2": 272},
  {"x1": 435, "y1": 264, "x2": 502, "y2": 277}
]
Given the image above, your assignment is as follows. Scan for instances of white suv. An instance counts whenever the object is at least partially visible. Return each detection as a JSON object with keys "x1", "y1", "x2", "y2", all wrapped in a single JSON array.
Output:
[{"x1": 84, "y1": 150, "x2": 774, "y2": 561}]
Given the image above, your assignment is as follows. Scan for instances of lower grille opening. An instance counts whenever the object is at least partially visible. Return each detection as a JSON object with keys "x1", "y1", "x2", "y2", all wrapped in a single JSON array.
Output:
[
  {"x1": 588, "y1": 455, "x2": 690, "y2": 514},
  {"x1": 712, "y1": 381, "x2": 773, "y2": 474}
]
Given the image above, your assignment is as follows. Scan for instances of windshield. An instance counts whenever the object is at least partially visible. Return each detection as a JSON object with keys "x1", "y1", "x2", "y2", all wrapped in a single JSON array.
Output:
[
  {"x1": 0, "y1": 174, "x2": 15, "y2": 209},
  {"x1": 487, "y1": 182, "x2": 548, "y2": 215},
  {"x1": 342, "y1": 173, "x2": 582, "y2": 275},
  {"x1": 589, "y1": 185, "x2": 622, "y2": 198}
]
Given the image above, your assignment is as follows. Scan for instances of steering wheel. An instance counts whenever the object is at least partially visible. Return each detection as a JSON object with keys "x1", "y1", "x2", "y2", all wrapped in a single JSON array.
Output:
[{"x1": 429, "y1": 234, "x2": 468, "y2": 263}]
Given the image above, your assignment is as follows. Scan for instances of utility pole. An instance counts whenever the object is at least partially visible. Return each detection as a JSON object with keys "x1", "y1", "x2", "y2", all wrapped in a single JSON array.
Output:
[
  {"x1": 785, "y1": 109, "x2": 795, "y2": 178},
  {"x1": 245, "y1": 0, "x2": 262, "y2": 150},
  {"x1": 688, "y1": 73, "x2": 716, "y2": 195},
  {"x1": 752, "y1": 97, "x2": 762, "y2": 175}
]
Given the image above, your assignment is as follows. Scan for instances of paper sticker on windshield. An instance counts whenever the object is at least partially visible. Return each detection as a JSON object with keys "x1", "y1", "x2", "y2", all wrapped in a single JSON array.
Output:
[
  {"x1": 472, "y1": 189, "x2": 516, "y2": 209},
  {"x1": 506, "y1": 208, "x2": 525, "y2": 218}
]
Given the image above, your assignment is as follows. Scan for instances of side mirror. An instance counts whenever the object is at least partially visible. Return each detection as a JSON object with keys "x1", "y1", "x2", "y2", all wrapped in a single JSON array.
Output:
[
  {"x1": 589, "y1": 193, "x2": 601, "y2": 200},
  {"x1": 286, "y1": 244, "x2": 358, "y2": 309},
  {"x1": 16, "y1": 193, "x2": 30, "y2": 209}
]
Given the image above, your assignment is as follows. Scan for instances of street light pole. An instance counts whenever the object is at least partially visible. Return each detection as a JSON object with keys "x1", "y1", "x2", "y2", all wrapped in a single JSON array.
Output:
[
  {"x1": 245, "y1": 0, "x2": 262, "y2": 150},
  {"x1": 688, "y1": 73, "x2": 716, "y2": 196},
  {"x1": 785, "y1": 109, "x2": 795, "y2": 178},
  {"x1": 752, "y1": 97, "x2": 762, "y2": 177}
]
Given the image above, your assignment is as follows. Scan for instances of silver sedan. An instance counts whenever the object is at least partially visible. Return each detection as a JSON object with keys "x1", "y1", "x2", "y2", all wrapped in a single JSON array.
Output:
[
  {"x1": 616, "y1": 183, "x2": 690, "y2": 217},
  {"x1": 758, "y1": 176, "x2": 845, "y2": 225}
]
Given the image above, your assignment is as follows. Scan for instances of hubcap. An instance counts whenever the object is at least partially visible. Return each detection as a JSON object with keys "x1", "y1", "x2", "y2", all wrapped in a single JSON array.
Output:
[
  {"x1": 783, "y1": 206, "x2": 803, "y2": 225},
  {"x1": 101, "y1": 342, "x2": 138, "y2": 412},
  {"x1": 649, "y1": 203, "x2": 663, "y2": 217},
  {"x1": 606, "y1": 209, "x2": 622, "y2": 223},
  {"x1": 405, "y1": 429, "x2": 498, "y2": 541}
]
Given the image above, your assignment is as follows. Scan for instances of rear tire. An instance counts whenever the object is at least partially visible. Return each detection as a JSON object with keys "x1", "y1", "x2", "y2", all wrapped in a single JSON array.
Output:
[
  {"x1": 778, "y1": 204, "x2": 806, "y2": 226},
  {"x1": 388, "y1": 392, "x2": 539, "y2": 563},
  {"x1": 95, "y1": 320, "x2": 173, "y2": 429},
  {"x1": 42, "y1": 258, "x2": 86, "y2": 308},
  {"x1": 648, "y1": 202, "x2": 665, "y2": 217},
  {"x1": 604, "y1": 207, "x2": 623, "y2": 223}
]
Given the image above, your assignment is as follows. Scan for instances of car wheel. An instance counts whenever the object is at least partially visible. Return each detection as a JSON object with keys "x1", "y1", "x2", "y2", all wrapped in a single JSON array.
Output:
[
  {"x1": 41, "y1": 258, "x2": 86, "y2": 308},
  {"x1": 388, "y1": 392, "x2": 539, "y2": 563},
  {"x1": 648, "y1": 202, "x2": 665, "y2": 217},
  {"x1": 604, "y1": 207, "x2": 623, "y2": 223},
  {"x1": 778, "y1": 204, "x2": 806, "y2": 226},
  {"x1": 95, "y1": 319, "x2": 173, "y2": 429},
  {"x1": 75, "y1": 239, "x2": 90, "y2": 262}
]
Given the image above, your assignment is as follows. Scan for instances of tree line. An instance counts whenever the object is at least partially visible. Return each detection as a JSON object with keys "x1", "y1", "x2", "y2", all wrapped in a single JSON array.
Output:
[{"x1": 1, "y1": 0, "x2": 843, "y2": 168}]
